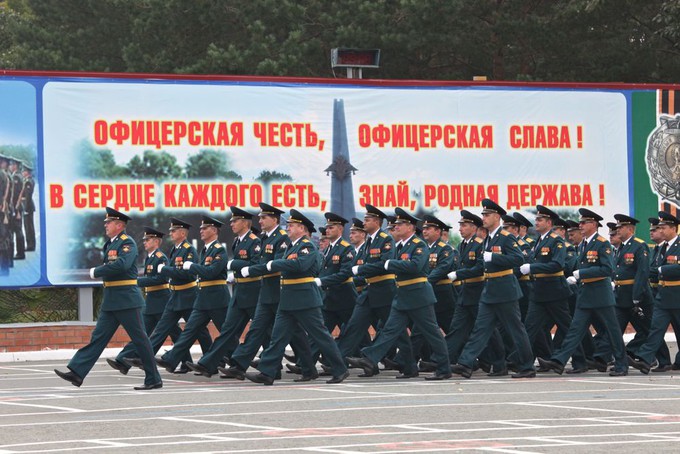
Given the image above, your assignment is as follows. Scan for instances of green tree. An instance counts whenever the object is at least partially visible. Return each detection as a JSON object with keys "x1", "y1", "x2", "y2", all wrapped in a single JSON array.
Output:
[
  {"x1": 126, "y1": 150, "x2": 183, "y2": 180},
  {"x1": 185, "y1": 149, "x2": 241, "y2": 180},
  {"x1": 76, "y1": 140, "x2": 126, "y2": 178},
  {"x1": 254, "y1": 170, "x2": 293, "y2": 184}
]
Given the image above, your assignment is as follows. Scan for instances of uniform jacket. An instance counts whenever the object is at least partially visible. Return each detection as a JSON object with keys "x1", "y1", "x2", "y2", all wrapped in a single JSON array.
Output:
[
  {"x1": 657, "y1": 238, "x2": 680, "y2": 309},
  {"x1": 356, "y1": 229, "x2": 397, "y2": 308},
  {"x1": 161, "y1": 240, "x2": 198, "y2": 311},
  {"x1": 613, "y1": 236, "x2": 651, "y2": 307},
  {"x1": 480, "y1": 228, "x2": 524, "y2": 304},
  {"x1": 270, "y1": 236, "x2": 323, "y2": 311},
  {"x1": 248, "y1": 227, "x2": 290, "y2": 305},
  {"x1": 576, "y1": 234, "x2": 615, "y2": 309},
  {"x1": 455, "y1": 236, "x2": 485, "y2": 306},
  {"x1": 319, "y1": 237, "x2": 357, "y2": 311},
  {"x1": 529, "y1": 231, "x2": 571, "y2": 302},
  {"x1": 426, "y1": 240, "x2": 457, "y2": 313},
  {"x1": 189, "y1": 240, "x2": 229, "y2": 310},
  {"x1": 137, "y1": 249, "x2": 170, "y2": 315},
  {"x1": 228, "y1": 232, "x2": 262, "y2": 309},
  {"x1": 93, "y1": 232, "x2": 145, "y2": 311},
  {"x1": 385, "y1": 234, "x2": 436, "y2": 310}
]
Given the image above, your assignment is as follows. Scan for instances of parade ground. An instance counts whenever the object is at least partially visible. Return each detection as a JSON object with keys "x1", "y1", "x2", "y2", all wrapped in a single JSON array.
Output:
[{"x1": 2, "y1": 356, "x2": 680, "y2": 453}]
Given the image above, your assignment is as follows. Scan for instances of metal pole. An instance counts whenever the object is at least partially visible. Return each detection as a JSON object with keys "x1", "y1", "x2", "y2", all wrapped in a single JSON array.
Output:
[{"x1": 77, "y1": 287, "x2": 94, "y2": 322}]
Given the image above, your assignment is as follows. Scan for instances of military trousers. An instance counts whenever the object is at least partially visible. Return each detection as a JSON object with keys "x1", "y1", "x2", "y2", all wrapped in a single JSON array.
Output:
[
  {"x1": 257, "y1": 307, "x2": 347, "y2": 379},
  {"x1": 69, "y1": 308, "x2": 161, "y2": 385},
  {"x1": 458, "y1": 301, "x2": 535, "y2": 373},
  {"x1": 161, "y1": 307, "x2": 227, "y2": 369}
]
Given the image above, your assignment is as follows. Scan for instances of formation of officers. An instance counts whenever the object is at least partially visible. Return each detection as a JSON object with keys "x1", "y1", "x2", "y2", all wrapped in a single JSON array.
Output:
[
  {"x1": 0, "y1": 155, "x2": 36, "y2": 276},
  {"x1": 54, "y1": 199, "x2": 680, "y2": 389}
]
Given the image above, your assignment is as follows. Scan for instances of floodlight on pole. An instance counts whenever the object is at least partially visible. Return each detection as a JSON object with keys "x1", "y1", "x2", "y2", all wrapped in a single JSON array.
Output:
[{"x1": 331, "y1": 48, "x2": 381, "y2": 79}]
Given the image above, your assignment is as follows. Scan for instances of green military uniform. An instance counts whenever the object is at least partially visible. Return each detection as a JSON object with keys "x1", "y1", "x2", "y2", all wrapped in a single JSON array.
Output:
[
  {"x1": 541, "y1": 208, "x2": 628, "y2": 375},
  {"x1": 249, "y1": 210, "x2": 348, "y2": 384},
  {"x1": 112, "y1": 228, "x2": 191, "y2": 371},
  {"x1": 318, "y1": 213, "x2": 357, "y2": 331},
  {"x1": 455, "y1": 199, "x2": 535, "y2": 377},
  {"x1": 0, "y1": 156, "x2": 9, "y2": 276},
  {"x1": 158, "y1": 215, "x2": 230, "y2": 371},
  {"x1": 338, "y1": 204, "x2": 411, "y2": 363},
  {"x1": 631, "y1": 212, "x2": 680, "y2": 373},
  {"x1": 121, "y1": 219, "x2": 211, "y2": 366},
  {"x1": 192, "y1": 207, "x2": 262, "y2": 374},
  {"x1": 352, "y1": 208, "x2": 452, "y2": 379},
  {"x1": 445, "y1": 210, "x2": 504, "y2": 371},
  {"x1": 58, "y1": 208, "x2": 161, "y2": 388}
]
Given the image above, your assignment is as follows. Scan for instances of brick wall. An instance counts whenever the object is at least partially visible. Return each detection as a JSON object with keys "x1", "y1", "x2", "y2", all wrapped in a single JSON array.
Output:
[{"x1": 0, "y1": 322, "x2": 221, "y2": 353}]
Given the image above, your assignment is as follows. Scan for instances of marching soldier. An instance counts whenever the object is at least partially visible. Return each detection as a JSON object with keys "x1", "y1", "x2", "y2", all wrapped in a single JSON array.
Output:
[
  {"x1": 339, "y1": 204, "x2": 412, "y2": 375},
  {"x1": 107, "y1": 226, "x2": 185, "y2": 375},
  {"x1": 629, "y1": 211, "x2": 680, "y2": 374},
  {"x1": 122, "y1": 218, "x2": 210, "y2": 372},
  {"x1": 517, "y1": 205, "x2": 586, "y2": 373},
  {"x1": 647, "y1": 217, "x2": 676, "y2": 370},
  {"x1": 538, "y1": 208, "x2": 628, "y2": 376},
  {"x1": 216, "y1": 203, "x2": 315, "y2": 381},
  {"x1": 55, "y1": 207, "x2": 162, "y2": 389},
  {"x1": 8, "y1": 159, "x2": 24, "y2": 260},
  {"x1": 414, "y1": 215, "x2": 457, "y2": 368},
  {"x1": 502, "y1": 215, "x2": 532, "y2": 321},
  {"x1": 155, "y1": 215, "x2": 230, "y2": 373},
  {"x1": 347, "y1": 208, "x2": 452, "y2": 380},
  {"x1": 244, "y1": 209, "x2": 349, "y2": 385},
  {"x1": 451, "y1": 199, "x2": 535, "y2": 379},
  {"x1": 349, "y1": 217, "x2": 368, "y2": 295},
  {"x1": 445, "y1": 210, "x2": 505, "y2": 375},
  {"x1": 184, "y1": 207, "x2": 263, "y2": 375},
  {"x1": 313, "y1": 213, "x2": 358, "y2": 363},
  {"x1": 21, "y1": 162, "x2": 35, "y2": 252}
]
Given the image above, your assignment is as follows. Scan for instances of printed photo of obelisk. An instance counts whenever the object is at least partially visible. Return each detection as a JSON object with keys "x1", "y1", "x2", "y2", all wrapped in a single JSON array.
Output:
[{"x1": 325, "y1": 99, "x2": 357, "y2": 236}]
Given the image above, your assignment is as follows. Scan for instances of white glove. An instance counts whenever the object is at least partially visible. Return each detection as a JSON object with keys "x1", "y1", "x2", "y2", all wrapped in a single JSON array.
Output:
[
  {"x1": 227, "y1": 272, "x2": 235, "y2": 284},
  {"x1": 384, "y1": 260, "x2": 390, "y2": 270},
  {"x1": 659, "y1": 267, "x2": 662, "y2": 274},
  {"x1": 157, "y1": 263, "x2": 165, "y2": 273},
  {"x1": 182, "y1": 261, "x2": 193, "y2": 270},
  {"x1": 352, "y1": 265, "x2": 359, "y2": 275},
  {"x1": 572, "y1": 270, "x2": 580, "y2": 280},
  {"x1": 314, "y1": 277, "x2": 322, "y2": 287},
  {"x1": 89, "y1": 267, "x2": 96, "y2": 279},
  {"x1": 483, "y1": 251, "x2": 493, "y2": 262},
  {"x1": 633, "y1": 300, "x2": 640, "y2": 305},
  {"x1": 266, "y1": 260, "x2": 273, "y2": 272},
  {"x1": 241, "y1": 266, "x2": 250, "y2": 278},
  {"x1": 566, "y1": 276, "x2": 577, "y2": 285},
  {"x1": 519, "y1": 264, "x2": 531, "y2": 275},
  {"x1": 611, "y1": 281, "x2": 616, "y2": 291},
  {"x1": 227, "y1": 259, "x2": 233, "y2": 270},
  {"x1": 447, "y1": 271, "x2": 457, "y2": 281}
]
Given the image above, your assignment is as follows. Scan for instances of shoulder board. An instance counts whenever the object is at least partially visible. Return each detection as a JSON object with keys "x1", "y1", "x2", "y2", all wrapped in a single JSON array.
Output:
[
  {"x1": 340, "y1": 240, "x2": 350, "y2": 247},
  {"x1": 379, "y1": 232, "x2": 388, "y2": 238},
  {"x1": 500, "y1": 230, "x2": 510, "y2": 236},
  {"x1": 565, "y1": 241, "x2": 573, "y2": 247},
  {"x1": 518, "y1": 239, "x2": 526, "y2": 246},
  {"x1": 155, "y1": 251, "x2": 163, "y2": 258},
  {"x1": 596, "y1": 235, "x2": 606, "y2": 242},
  {"x1": 474, "y1": 237, "x2": 483, "y2": 244},
  {"x1": 120, "y1": 234, "x2": 128, "y2": 240},
  {"x1": 412, "y1": 237, "x2": 421, "y2": 243},
  {"x1": 213, "y1": 243, "x2": 223, "y2": 249},
  {"x1": 550, "y1": 233, "x2": 558, "y2": 238},
  {"x1": 183, "y1": 243, "x2": 190, "y2": 249},
  {"x1": 438, "y1": 241, "x2": 446, "y2": 247},
  {"x1": 279, "y1": 229, "x2": 287, "y2": 235},
  {"x1": 525, "y1": 237, "x2": 535, "y2": 243},
  {"x1": 634, "y1": 237, "x2": 645, "y2": 244},
  {"x1": 302, "y1": 239, "x2": 310, "y2": 243},
  {"x1": 249, "y1": 233, "x2": 257, "y2": 240}
]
